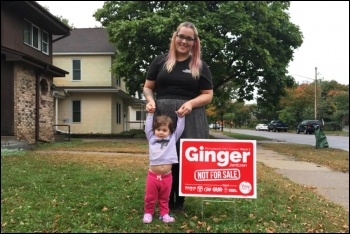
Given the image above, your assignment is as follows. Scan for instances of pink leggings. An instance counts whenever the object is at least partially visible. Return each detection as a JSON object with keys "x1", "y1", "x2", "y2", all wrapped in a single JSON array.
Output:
[{"x1": 144, "y1": 170, "x2": 172, "y2": 216}]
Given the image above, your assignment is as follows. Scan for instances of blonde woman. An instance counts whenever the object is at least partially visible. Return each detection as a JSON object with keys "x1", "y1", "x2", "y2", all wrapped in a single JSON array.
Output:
[{"x1": 143, "y1": 21, "x2": 213, "y2": 212}]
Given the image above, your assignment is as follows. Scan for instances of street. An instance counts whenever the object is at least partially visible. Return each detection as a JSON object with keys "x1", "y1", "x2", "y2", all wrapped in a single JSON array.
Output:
[{"x1": 221, "y1": 128, "x2": 349, "y2": 151}]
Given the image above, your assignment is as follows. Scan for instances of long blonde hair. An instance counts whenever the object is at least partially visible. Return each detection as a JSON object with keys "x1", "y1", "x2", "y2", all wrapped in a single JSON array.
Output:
[{"x1": 165, "y1": 22, "x2": 202, "y2": 79}]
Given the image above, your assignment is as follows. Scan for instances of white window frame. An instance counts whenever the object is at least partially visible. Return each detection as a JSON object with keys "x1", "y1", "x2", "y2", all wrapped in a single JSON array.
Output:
[
  {"x1": 72, "y1": 59, "x2": 81, "y2": 81},
  {"x1": 42, "y1": 30, "x2": 49, "y2": 54},
  {"x1": 23, "y1": 19, "x2": 49, "y2": 55}
]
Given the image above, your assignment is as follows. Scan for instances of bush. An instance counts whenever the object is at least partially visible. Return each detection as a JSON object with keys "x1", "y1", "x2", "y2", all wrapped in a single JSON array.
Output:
[
  {"x1": 323, "y1": 121, "x2": 342, "y2": 131},
  {"x1": 70, "y1": 129, "x2": 146, "y2": 139}
]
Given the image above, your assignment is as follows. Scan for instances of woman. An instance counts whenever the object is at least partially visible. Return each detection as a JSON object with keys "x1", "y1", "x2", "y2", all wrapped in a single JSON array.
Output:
[{"x1": 143, "y1": 21, "x2": 213, "y2": 212}]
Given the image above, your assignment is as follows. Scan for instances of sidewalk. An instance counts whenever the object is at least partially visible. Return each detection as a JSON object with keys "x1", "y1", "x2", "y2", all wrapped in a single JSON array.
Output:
[{"x1": 209, "y1": 131, "x2": 349, "y2": 211}]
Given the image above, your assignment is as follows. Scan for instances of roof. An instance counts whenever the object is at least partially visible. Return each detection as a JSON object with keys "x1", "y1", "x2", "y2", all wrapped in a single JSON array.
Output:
[
  {"x1": 53, "y1": 28, "x2": 116, "y2": 53},
  {"x1": 1, "y1": 1, "x2": 70, "y2": 77},
  {"x1": 1, "y1": 1, "x2": 71, "y2": 36}
]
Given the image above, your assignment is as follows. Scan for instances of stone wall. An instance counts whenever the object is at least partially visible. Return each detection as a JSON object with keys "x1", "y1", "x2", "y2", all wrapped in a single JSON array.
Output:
[{"x1": 13, "y1": 64, "x2": 54, "y2": 144}]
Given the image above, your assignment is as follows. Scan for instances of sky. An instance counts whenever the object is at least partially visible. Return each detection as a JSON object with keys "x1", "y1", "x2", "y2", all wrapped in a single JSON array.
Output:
[{"x1": 36, "y1": 1, "x2": 349, "y2": 85}]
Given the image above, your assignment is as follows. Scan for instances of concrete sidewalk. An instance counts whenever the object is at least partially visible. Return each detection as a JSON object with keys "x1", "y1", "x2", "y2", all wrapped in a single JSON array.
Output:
[{"x1": 209, "y1": 131, "x2": 349, "y2": 211}]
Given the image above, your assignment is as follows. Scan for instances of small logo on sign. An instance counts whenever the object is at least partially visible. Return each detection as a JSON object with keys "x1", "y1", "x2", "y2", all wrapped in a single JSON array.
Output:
[{"x1": 239, "y1": 181, "x2": 252, "y2": 194}]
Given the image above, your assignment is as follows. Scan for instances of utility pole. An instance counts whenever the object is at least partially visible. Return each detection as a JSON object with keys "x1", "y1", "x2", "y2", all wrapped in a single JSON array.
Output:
[
  {"x1": 315, "y1": 67, "x2": 317, "y2": 120},
  {"x1": 291, "y1": 71, "x2": 320, "y2": 120}
]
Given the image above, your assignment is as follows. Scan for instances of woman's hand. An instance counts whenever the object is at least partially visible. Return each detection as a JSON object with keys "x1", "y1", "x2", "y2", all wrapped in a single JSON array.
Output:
[
  {"x1": 145, "y1": 100, "x2": 156, "y2": 113},
  {"x1": 177, "y1": 102, "x2": 193, "y2": 117},
  {"x1": 143, "y1": 80, "x2": 156, "y2": 113}
]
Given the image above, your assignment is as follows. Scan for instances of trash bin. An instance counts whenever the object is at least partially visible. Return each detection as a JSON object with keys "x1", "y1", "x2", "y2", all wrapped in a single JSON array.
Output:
[{"x1": 315, "y1": 127, "x2": 329, "y2": 149}]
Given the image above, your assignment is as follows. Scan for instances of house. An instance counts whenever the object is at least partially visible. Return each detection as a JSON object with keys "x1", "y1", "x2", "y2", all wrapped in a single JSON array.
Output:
[
  {"x1": 1, "y1": 1, "x2": 71, "y2": 146},
  {"x1": 52, "y1": 28, "x2": 145, "y2": 134}
]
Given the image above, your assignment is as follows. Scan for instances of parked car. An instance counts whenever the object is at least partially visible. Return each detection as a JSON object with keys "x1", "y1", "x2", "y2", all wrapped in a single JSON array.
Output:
[
  {"x1": 296, "y1": 120, "x2": 323, "y2": 134},
  {"x1": 209, "y1": 123, "x2": 221, "y2": 130},
  {"x1": 255, "y1": 124, "x2": 268, "y2": 131},
  {"x1": 268, "y1": 120, "x2": 288, "y2": 132}
]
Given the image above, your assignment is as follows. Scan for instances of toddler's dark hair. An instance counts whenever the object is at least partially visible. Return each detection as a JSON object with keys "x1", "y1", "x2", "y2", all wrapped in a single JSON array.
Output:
[{"x1": 153, "y1": 115, "x2": 174, "y2": 133}]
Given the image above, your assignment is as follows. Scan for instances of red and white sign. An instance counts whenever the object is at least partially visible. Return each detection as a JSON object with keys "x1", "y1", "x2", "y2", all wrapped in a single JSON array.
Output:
[{"x1": 179, "y1": 139, "x2": 256, "y2": 198}]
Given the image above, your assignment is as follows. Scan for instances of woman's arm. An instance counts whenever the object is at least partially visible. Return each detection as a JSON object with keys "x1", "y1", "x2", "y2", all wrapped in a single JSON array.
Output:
[{"x1": 143, "y1": 80, "x2": 156, "y2": 112}]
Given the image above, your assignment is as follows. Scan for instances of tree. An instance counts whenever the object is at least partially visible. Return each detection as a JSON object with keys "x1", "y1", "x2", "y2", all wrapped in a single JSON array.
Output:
[
  {"x1": 56, "y1": 15, "x2": 75, "y2": 29},
  {"x1": 277, "y1": 80, "x2": 348, "y2": 127},
  {"x1": 321, "y1": 81, "x2": 349, "y2": 125},
  {"x1": 41, "y1": 5, "x2": 74, "y2": 29},
  {"x1": 281, "y1": 83, "x2": 315, "y2": 122},
  {"x1": 230, "y1": 102, "x2": 251, "y2": 128},
  {"x1": 94, "y1": 1, "x2": 303, "y2": 104}
]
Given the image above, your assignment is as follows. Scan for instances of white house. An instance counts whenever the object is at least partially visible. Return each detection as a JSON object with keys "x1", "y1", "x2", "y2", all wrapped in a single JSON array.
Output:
[{"x1": 52, "y1": 28, "x2": 145, "y2": 134}]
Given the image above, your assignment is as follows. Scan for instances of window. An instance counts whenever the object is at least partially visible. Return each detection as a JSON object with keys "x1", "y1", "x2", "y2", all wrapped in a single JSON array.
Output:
[
  {"x1": 116, "y1": 76, "x2": 121, "y2": 86},
  {"x1": 72, "y1": 60, "x2": 81, "y2": 81},
  {"x1": 72, "y1": 100, "x2": 81, "y2": 122},
  {"x1": 42, "y1": 30, "x2": 49, "y2": 54},
  {"x1": 32, "y1": 25, "x2": 39, "y2": 49},
  {"x1": 136, "y1": 111, "x2": 146, "y2": 121},
  {"x1": 116, "y1": 103, "x2": 121, "y2": 124},
  {"x1": 23, "y1": 20, "x2": 49, "y2": 54},
  {"x1": 23, "y1": 21, "x2": 32, "y2": 45},
  {"x1": 40, "y1": 79, "x2": 48, "y2": 96}
]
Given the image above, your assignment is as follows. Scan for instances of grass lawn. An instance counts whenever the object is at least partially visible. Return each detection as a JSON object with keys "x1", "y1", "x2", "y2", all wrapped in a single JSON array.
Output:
[{"x1": 1, "y1": 136, "x2": 349, "y2": 233}]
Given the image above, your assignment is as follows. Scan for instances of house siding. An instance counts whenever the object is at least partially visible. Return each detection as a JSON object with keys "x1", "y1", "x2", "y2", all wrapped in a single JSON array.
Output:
[
  {"x1": 57, "y1": 93, "x2": 126, "y2": 134},
  {"x1": 53, "y1": 55, "x2": 113, "y2": 86}
]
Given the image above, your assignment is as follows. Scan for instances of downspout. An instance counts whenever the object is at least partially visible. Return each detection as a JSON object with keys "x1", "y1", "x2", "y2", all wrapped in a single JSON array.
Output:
[{"x1": 55, "y1": 95, "x2": 58, "y2": 130}]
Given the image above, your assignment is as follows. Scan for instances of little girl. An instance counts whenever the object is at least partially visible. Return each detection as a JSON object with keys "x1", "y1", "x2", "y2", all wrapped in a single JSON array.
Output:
[{"x1": 143, "y1": 111, "x2": 185, "y2": 224}]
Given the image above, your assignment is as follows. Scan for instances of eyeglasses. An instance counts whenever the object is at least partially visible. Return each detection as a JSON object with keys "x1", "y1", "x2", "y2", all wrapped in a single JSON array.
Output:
[{"x1": 176, "y1": 34, "x2": 195, "y2": 42}]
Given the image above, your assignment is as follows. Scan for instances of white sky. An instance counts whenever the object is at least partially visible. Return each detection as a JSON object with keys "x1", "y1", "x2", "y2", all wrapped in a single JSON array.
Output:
[{"x1": 37, "y1": 1, "x2": 349, "y2": 85}]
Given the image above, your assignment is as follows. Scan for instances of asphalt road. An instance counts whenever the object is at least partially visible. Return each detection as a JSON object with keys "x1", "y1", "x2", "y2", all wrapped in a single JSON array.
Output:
[{"x1": 221, "y1": 128, "x2": 349, "y2": 151}]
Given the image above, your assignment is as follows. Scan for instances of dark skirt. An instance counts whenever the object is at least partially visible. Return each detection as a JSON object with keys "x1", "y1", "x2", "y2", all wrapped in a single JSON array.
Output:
[{"x1": 155, "y1": 99, "x2": 209, "y2": 139}]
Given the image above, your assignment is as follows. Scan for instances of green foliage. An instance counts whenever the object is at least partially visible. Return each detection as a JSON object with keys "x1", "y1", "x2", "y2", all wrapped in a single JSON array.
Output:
[
  {"x1": 94, "y1": 1, "x2": 303, "y2": 106},
  {"x1": 56, "y1": 16, "x2": 75, "y2": 29},
  {"x1": 278, "y1": 80, "x2": 349, "y2": 127}
]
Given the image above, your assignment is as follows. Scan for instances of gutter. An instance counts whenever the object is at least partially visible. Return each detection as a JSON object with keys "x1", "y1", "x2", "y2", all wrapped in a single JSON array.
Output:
[
  {"x1": 52, "y1": 33, "x2": 71, "y2": 43},
  {"x1": 64, "y1": 88, "x2": 121, "y2": 93}
]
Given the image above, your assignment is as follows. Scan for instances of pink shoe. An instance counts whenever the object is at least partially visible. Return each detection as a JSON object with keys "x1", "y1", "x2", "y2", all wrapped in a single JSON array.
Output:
[
  {"x1": 161, "y1": 214, "x2": 175, "y2": 223},
  {"x1": 143, "y1": 213, "x2": 152, "y2": 224}
]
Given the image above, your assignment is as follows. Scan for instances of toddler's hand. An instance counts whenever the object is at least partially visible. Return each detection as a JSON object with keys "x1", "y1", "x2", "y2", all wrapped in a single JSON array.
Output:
[{"x1": 175, "y1": 111, "x2": 184, "y2": 118}]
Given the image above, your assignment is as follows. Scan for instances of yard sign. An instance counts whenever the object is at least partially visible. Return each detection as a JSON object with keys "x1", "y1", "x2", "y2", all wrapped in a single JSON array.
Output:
[{"x1": 179, "y1": 139, "x2": 256, "y2": 198}]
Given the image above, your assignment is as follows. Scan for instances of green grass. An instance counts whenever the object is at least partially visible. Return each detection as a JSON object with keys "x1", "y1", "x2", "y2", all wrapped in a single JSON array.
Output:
[{"x1": 1, "y1": 136, "x2": 349, "y2": 233}]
